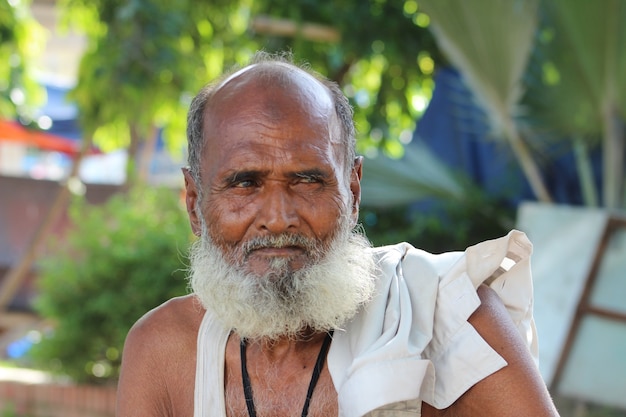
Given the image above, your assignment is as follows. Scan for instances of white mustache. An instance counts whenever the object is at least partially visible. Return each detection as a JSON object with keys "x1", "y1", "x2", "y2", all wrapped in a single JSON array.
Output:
[{"x1": 241, "y1": 233, "x2": 317, "y2": 255}]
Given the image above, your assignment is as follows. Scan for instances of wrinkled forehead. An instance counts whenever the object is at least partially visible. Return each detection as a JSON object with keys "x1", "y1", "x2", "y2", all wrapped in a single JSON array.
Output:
[
  {"x1": 201, "y1": 64, "x2": 342, "y2": 156},
  {"x1": 198, "y1": 63, "x2": 348, "y2": 174}
]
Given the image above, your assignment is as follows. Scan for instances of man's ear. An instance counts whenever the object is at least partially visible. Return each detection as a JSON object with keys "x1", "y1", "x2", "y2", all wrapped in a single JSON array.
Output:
[
  {"x1": 182, "y1": 167, "x2": 202, "y2": 236},
  {"x1": 350, "y1": 156, "x2": 363, "y2": 225}
]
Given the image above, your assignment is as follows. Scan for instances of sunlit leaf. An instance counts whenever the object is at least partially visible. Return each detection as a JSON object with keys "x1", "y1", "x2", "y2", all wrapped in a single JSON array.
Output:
[{"x1": 0, "y1": 0, "x2": 45, "y2": 118}]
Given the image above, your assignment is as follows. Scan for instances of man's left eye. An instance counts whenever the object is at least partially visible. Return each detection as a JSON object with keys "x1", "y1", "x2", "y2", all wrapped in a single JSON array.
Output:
[
  {"x1": 298, "y1": 176, "x2": 320, "y2": 184},
  {"x1": 295, "y1": 171, "x2": 327, "y2": 184}
]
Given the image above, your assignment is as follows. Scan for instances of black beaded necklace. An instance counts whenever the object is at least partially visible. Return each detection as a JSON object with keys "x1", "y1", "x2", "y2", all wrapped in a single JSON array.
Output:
[{"x1": 240, "y1": 331, "x2": 334, "y2": 417}]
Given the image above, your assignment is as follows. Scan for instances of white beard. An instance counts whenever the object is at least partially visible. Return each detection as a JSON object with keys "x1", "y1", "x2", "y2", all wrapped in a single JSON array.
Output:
[{"x1": 187, "y1": 219, "x2": 377, "y2": 341}]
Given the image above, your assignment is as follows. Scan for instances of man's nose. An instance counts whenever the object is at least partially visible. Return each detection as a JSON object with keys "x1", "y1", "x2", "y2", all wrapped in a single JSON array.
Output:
[{"x1": 255, "y1": 185, "x2": 300, "y2": 233}]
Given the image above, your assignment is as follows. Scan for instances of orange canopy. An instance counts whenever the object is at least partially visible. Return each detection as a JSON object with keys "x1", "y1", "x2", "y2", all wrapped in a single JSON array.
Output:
[{"x1": 0, "y1": 120, "x2": 93, "y2": 156}]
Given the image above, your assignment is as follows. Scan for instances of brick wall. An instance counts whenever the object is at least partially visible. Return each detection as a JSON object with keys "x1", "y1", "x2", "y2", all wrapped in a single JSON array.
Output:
[{"x1": 0, "y1": 380, "x2": 116, "y2": 417}]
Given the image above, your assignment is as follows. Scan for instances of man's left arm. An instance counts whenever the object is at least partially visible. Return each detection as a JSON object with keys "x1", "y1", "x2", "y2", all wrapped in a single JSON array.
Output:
[{"x1": 426, "y1": 285, "x2": 561, "y2": 417}]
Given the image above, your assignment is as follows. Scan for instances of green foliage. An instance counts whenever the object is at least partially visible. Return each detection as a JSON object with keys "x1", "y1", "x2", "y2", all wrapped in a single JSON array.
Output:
[
  {"x1": 521, "y1": 0, "x2": 626, "y2": 208},
  {"x1": 30, "y1": 186, "x2": 191, "y2": 384},
  {"x1": 58, "y1": 0, "x2": 443, "y2": 163},
  {"x1": 0, "y1": 0, "x2": 45, "y2": 119},
  {"x1": 61, "y1": 0, "x2": 250, "y2": 155},
  {"x1": 1, "y1": 404, "x2": 19, "y2": 417},
  {"x1": 361, "y1": 180, "x2": 515, "y2": 253},
  {"x1": 248, "y1": 0, "x2": 443, "y2": 156}
]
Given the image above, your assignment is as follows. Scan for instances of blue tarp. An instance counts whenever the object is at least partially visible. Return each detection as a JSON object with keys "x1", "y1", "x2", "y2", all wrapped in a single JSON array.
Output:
[
  {"x1": 41, "y1": 83, "x2": 82, "y2": 141},
  {"x1": 412, "y1": 66, "x2": 603, "y2": 207}
]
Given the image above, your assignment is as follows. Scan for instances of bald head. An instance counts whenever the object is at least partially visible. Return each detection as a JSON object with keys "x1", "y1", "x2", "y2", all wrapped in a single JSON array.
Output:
[
  {"x1": 186, "y1": 52, "x2": 356, "y2": 185},
  {"x1": 206, "y1": 63, "x2": 335, "y2": 132}
]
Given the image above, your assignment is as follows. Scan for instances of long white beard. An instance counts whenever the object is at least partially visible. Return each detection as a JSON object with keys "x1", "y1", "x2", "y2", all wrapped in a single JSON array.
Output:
[{"x1": 188, "y1": 220, "x2": 377, "y2": 341}]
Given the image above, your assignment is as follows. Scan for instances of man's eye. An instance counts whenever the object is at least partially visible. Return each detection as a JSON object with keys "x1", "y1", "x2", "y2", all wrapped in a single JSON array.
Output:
[
  {"x1": 233, "y1": 179, "x2": 257, "y2": 188},
  {"x1": 297, "y1": 175, "x2": 322, "y2": 184}
]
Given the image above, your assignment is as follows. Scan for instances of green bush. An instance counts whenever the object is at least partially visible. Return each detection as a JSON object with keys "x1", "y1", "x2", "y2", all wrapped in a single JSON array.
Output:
[
  {"x1": 361, "y1": 196, "x2": 515, "y2": 254},
  {"x1": 29, "y1": 186, "x2": 191, "y2": 384}
]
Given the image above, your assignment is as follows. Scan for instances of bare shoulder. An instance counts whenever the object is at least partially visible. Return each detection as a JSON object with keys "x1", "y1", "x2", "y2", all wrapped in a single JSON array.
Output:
[
  {"x1": 123, "y1": 294, "x2": 206, "y2": 371},
  {"x1": 116, "y1": 295, "x2": 205, "y2": 417},
  {"x1": 433, "y1": 285, "x2": 560, "y2": 417},
  {"x1": 128, "y1": 294, "x2": 204, "y2": 343}
]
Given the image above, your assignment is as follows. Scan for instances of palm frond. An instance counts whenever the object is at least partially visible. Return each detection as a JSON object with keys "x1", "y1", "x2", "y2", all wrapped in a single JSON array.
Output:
[
  {"x1": 418, "y1": 0, "x2": 552, "y2": 202},
  {"x1": 360, "y1": 141, "x2": 466, "y2": 208},
  {"x1": 419, "y1": 0, "x2": 539, "y2": 132}
]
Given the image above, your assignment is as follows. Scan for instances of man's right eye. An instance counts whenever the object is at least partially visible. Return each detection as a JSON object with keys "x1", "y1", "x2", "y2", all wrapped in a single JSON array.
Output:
[{"x1": 233, "y1": 179, "x2": 256, "y2": 188}]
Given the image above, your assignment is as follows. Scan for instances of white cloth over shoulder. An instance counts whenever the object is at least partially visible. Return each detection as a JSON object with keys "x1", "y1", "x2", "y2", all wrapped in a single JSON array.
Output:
[
  {"x1": 193, "y1": 230, "x2": 537, "y2": 417},
  {"x1": 327, "y1": 229, "x2": 537, "y2": 417}
]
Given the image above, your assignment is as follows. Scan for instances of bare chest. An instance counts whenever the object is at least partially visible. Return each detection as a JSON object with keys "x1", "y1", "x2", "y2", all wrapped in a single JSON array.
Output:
[{"x1": 224, "y1": 350, "x2": 338, "y2": 417}]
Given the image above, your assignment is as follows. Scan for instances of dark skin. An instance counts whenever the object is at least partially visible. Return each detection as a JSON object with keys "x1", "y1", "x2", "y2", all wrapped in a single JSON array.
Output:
[
  {"x1": 117, "y1": 288, "x2": 559, "y2": 416},
  {"x1": 116, "y1": 65, "x2": 560, "y2": 417}
]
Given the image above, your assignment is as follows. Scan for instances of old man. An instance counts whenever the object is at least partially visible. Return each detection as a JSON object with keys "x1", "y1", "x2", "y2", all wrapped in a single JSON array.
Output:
[{"x1": 116, "y1": 52, "x2": 560, "y2": 417}]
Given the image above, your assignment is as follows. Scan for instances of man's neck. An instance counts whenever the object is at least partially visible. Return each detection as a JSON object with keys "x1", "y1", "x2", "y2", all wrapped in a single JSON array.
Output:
[{"x1": 238, "y1": 328, "x2": 330, "y2": 360}]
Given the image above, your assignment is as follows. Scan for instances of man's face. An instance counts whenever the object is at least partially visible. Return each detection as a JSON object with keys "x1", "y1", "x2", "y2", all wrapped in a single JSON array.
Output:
[
  {"x1": 185, "y1": 68, "x2": 361, "y2": 278},
  {"x1": 183, "y1": 68, "x2": 374, "y2": 339}
]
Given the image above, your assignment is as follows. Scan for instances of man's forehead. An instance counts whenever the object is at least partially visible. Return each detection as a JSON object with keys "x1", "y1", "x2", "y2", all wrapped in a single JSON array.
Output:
[{"x1": 202, "y1": 62, "x2": 342, "y2": 159}]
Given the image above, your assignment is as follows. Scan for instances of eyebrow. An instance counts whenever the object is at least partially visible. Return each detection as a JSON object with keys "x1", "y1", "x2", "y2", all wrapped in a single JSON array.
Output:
[{"x1": 221, "y1": 168, "x2": 330, "y2": 184}]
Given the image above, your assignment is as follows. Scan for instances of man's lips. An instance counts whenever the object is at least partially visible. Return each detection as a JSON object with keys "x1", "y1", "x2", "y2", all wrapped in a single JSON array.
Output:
[{"x1": 247, "y1": 246, "x2": 305, "y2": 258}]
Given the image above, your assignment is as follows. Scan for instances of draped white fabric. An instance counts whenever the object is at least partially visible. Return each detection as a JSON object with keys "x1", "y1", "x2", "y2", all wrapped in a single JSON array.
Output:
[{"x1": 194, "y1": 230, "x2": 537, "y2": 417}]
